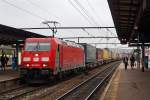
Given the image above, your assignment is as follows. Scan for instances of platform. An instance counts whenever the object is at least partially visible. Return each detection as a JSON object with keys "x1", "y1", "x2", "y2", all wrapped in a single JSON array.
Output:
[
  {"x1": 0, "y1": 67, "x2": 19, "y2": 92},
  {"x1": 101, "y1": 63, "x2": 150, "y2": 100},
  {"x1": 0, "y1": 67, "x2": 19, "y2": 82}
]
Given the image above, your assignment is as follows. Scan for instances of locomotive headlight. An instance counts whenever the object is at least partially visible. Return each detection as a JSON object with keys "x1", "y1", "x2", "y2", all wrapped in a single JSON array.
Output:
[
  {"x1": 23, "y1": 57, "x2": 30, "y2": 62},
  {"x1": 41, "y1": 57, "x2": 49, "y2": 62},
  {"x1": 43, "y1": 64, "x2": 48, "y2": 67},
  {"x1": 35, "y1": 54, "x2": 38, "y2": 57},
  {"x1": 26, "y1": 64, "x2": 29, "y2": 67}
]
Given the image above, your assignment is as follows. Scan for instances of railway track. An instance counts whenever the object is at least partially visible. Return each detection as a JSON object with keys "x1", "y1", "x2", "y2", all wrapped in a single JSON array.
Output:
[
  {"x1": 0, "y1": 84, "x2": 51, "y2": 100},
  {"x1": 0, "y1": 84, "x2": 27, "y2": 96},
  {"x1": 0, "y1": 61, "x2": 120, "y2": 100},
  {"x1": 56, "y1": 62, "x2": 120, "y2": 100}
]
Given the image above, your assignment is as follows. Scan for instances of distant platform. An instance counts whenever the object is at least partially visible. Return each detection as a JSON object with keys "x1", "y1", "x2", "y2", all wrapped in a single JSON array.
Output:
[
  {"x1": 101, "y1": 63, "x2": 150, "y2": 100},
  {"x1": 0, "y1": 67, "x2": 19, "y2": 91},
  {"x1": 0, "y1": 67, "x2": 19, "y2": 82}
]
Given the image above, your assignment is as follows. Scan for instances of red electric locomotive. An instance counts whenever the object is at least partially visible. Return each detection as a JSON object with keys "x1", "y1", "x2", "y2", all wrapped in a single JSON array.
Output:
[{"x1": 20, "y1": 37, "x2": 85, "y2": 83}]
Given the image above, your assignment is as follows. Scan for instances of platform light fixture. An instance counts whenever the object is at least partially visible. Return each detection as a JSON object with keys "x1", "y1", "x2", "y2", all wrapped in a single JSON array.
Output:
[
  {"x1": 17, "y1": 39, "x2": 23, "y2": 42},
  {"x1": 134, "y1": 26, "x2": 138, "y2": 30},
  {"x1": 134, "y1": 38, "x2": 138, "y2": 41}
]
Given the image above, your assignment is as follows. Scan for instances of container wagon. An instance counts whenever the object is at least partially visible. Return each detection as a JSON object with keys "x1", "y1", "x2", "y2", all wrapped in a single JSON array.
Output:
[
  {"x1": 80, "y1": 43, "x2": 97, "y2": 68},
  {"x1": 96, "y1": 48, "x2": 103, "y2": 65},
  {"x1": 102, "y1": 48, "x2": 111, "y2": 63}
]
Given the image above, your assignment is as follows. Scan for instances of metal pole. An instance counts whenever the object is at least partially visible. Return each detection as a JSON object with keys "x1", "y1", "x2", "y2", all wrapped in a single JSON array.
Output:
[
  {"x1": 78, "y1": 37, "x2": 80, "y2": 43},
  {"x1": 137, "y1": 32, "x2": 140, "y2": 69},
  {"x1": 42, "y1": 21, "x2": 59, "y2": 38},
  {"x1": 47, "y1": 24, "x2": 54, "y2": 37},
  {"x1": 141, "y1": 43, "x2": 145, "y2": 72},
  {"x1": 52, "y1": 28, "x2": 54, "y2": 38},
  {"x1": 137, "y1": 46, "x2": 140, "y2": 69},
  {"x1": 16, "y1": 43, "x2": 19, "y2": 67}
]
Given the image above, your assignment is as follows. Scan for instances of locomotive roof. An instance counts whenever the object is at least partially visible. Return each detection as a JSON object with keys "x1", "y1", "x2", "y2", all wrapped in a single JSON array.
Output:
[
  {"x1": 55, "y1": 38, "x2": 84, "y2": 49},
  {"x1": 65, "y1": 41, "x2": 83, "y2": 49},
  {"x1": 26, "y1": 37, "x2": 84, "y2": 49},
  {"x1": 26, "y1": 38, "x2": 51, "y2": 42}
]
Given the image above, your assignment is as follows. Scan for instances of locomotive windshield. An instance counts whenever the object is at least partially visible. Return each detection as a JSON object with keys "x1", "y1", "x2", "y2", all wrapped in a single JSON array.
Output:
[{"x1": 25, "y1": 42, "x2": 50, "y2": 51}]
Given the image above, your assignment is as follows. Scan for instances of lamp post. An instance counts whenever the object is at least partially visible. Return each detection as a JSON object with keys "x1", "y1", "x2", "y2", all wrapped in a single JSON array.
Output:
[{"x1": 42, "y1": 21, "x2": 59, "y2": 37}]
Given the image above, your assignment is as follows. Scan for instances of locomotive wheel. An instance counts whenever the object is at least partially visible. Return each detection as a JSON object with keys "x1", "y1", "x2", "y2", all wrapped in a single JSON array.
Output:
[
  {"x1": 73, "y1": 68, "x2": 78, "y2": 74},
  {"x1": 56, "y1": 72, "x2": 63, "y2": 80},
  {"x1": 19, "y1": 77, "x2": 26, "y2": 84}
]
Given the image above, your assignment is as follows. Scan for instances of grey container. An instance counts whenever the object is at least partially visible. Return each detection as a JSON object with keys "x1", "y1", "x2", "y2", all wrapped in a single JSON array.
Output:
[{"x1": 80, "y1": 43, "x2": 97, "y2": 64}]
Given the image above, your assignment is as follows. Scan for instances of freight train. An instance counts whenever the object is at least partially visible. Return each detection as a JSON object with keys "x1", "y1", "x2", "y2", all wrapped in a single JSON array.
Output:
[{"x1": 20, "y1": 37, "x2": 120, "y2": 83}]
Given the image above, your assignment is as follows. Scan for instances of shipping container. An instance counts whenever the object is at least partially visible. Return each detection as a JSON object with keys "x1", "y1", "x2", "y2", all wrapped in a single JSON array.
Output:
[
  {"x1": 96, "y1": 48, "x2": 103, "y2": 62},
  {"x1": 102, "y1": 48, "x2": 110, "y2": 60},
  {"x1": 80, "y1": 43, "x2": 97, "y2": 65}
]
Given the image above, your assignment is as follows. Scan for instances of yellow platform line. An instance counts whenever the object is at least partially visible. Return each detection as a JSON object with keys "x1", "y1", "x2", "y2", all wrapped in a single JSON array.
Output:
[{"x1": 110, "y1": 70, "x2": 121, "y2": 100}]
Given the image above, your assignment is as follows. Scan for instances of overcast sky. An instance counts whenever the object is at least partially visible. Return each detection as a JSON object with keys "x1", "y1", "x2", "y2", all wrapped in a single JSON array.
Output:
[{"x1": 0, "y1": 0, "x2": 132, "y2": 49}]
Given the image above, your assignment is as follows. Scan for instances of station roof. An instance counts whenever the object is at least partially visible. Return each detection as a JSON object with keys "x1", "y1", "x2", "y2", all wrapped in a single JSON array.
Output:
[
  {"x1": 108, "y1": 0, "x2": 150, "y2": 45},
  {"x1": 0, "y1": 24, "x2": 46, "y2": 45}
]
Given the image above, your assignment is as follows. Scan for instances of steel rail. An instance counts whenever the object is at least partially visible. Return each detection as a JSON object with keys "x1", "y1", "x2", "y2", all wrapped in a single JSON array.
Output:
[
  {"x1": 85, "y1": 63, "x2": 118, "y2": 100},
  {"x1": 0, "y1": 85, "x2": 27, "y2": 96},
  {"x1": 0, "y1": 84, "x2": 52, "y2": 100},
  {"x1": 56, "y1": 62, "x2": 120, "y2": 100}
]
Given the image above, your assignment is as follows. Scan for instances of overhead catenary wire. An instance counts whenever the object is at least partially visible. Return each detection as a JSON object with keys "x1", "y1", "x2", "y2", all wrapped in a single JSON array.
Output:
[
  {"x1": 106, "y1": 28, "x2": 116, "y2": 37},
  {"x1": 2, "y1": 0, "x2": 118, "y2": 46},
  {"x1": 20, "y1": 26, "x2": 115, "y2": 30},
  {"x1": 86, "y1": 0, "x2": 116, "y2": 42},
  {"x1": 26, "y1": 0, "x2": 60, "y2": 20},
  {"x1": 82, "y1": 28, "x2": 95, "y2": 37},
  {"x1": 86, "y1": 0, "x2": 117, "y2": 42},
  {"x1": 87, "y1": 0, "x2": 96, "y2": 14},
  {"x1": 67, "y1": 0, "x2": 94, "y2": 26},
  {"x1": 86, "y1": 0, "x2": 105, "y2": 26},
  {"x1": 1, "y1": 0, "x2": 47, "y2": 20},
  {"x1": 68, "y1": 0, "x2": 102, "y2": 39},
  {"x1": 73, "y1": 0, "x2": 100, "y2": 26},
  {"x1": 75, "y1": 0, "x2": 118, "y2": 45},
  {"x1": 73, "y1": 0, "x2": 107, "y2": 42}
]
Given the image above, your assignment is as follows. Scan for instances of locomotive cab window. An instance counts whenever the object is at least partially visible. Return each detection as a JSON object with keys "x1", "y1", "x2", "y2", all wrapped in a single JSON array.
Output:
[{"x1": 25, "y1": 42, "x2": 50, "y2": 51}]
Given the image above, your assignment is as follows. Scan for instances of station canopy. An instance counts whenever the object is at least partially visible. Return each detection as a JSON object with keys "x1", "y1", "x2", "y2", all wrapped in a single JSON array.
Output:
[
  {"x1": 0, "y1": 24, "x2": 46, "y2": 45},
  {"x1": 108, "y1": 0, "x2": 150, "y2": 45}
]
